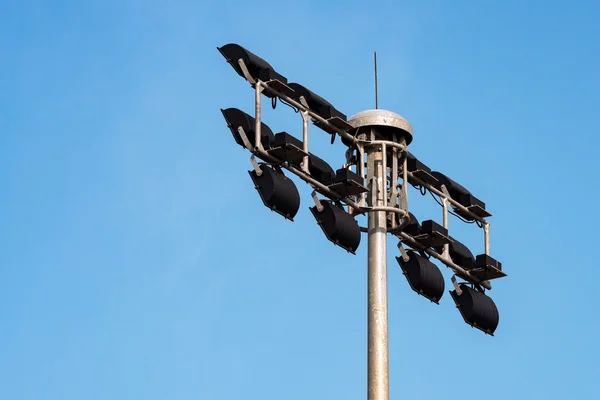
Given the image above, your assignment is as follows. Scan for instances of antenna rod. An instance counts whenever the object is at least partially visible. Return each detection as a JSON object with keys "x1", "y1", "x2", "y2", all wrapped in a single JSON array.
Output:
[{"x1": 374, "y1": 51, "x2": 379, "y2": 109}]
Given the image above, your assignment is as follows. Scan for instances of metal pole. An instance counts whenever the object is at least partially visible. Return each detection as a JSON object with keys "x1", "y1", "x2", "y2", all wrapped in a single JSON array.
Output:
[
  {"x1": 484, "y1": 222, "x2": 490, "y2": 255},
  {"x1": 366, "y1": 130, "x2": 389, "y2": 400}
]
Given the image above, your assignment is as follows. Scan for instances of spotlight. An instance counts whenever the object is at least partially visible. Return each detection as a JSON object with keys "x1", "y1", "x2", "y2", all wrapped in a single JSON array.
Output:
[
  {"x1": 308, "y1": 153, "x2": 335, "y2": 186},
  {"x1": 445, "y1": 237, "x2": 475, "y2": 270},
  {"x1": 406, "y1": 152, "x2": 438, "y2": 186},
  {"x1": 217, "y1": 43, "x2": 290, "y2": 95},
  {"x1": 266, "y1": 132, "x2": 307, "y2": 165},
  {"x1": 310, "y1": 200, "x2": 361, "y2": 254},
  {"x1": 327, "y1": 168, "x2": 369, "y2": 198},
  {"x1": 402, "y1": 212, "x2": 421, "y2": 236},
  {"x1": 450, "y1": 284, "x2": 499, "y2": 335},
  {"x1": 249, "y1": 164, "x2": 300, "y2": 221},
  {"x1": 221, "y1": 108, "x2": 275, "y2": 149},
  {"x1": 396, "y1": 250, "x2": 445, "y2": 304},
  {"x1": 430, "y1": 172, "x2": 490, "y2": 219},
  {"x1": 287, "y1": 83, "x2": 352, "y2": 132}
]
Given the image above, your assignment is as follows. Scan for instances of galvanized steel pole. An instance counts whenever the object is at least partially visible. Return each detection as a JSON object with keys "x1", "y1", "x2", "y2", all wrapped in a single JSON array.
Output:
[
  {"x1": 349, "y1": 109, "x2": 413, "y2": 400},
  {"x1": 366, "y1": 135, "x2": 389, "y2": 400}
]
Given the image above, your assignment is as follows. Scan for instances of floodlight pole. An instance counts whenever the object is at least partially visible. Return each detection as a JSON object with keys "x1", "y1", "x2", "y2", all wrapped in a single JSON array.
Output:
[
  {"x1": 350, "y1": 110, "x2": 412, "y2": 400},
  {"x1": 366, "y1": 134, "x2": 389, "y2": 400}
]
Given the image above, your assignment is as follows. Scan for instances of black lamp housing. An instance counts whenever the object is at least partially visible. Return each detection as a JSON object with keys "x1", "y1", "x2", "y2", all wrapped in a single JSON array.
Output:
[
  {"x1": 396, "y1": 250, "x2": 445, "y2": 304},
  {"x1": 310, "y1": 201, "x2": 361, "y2": 254},
  {"x1": 406, "y1": 152, "x2": 438, "y2": 186},
  {"x1": 470, "y1": 254, "x2": 507, "y2": 281},
  {"x1": 218, "y1": 43, "x2": 287, "y2": 85},
  {"x1": 249, "y1": 164, "x2": 300, "y2": 221},
  {"x1": 307, "y1": 153, "x2": 335, "y2": 186},
  {"x1": 416, "y1": 220, "x2": 451, "y2": 248},
  {"x1": 430, "y1": 171, "x2": 489, "y2": 219},
  {"x1": 287, "y1": 83, "x2": 350, "y2": 133},
  {"x1": 402, "y1": 212, "x2": 421, "y2": 236},
  {"x1": 266, "y1": 132, "x2": 307, "y2": 165},
  {"x1": 287, "y1": 83, "x2": 346, "y2": 120},
  {"x1": 398, "y1": 213, "x2": 450, "y2": 249},
  {"x1": 446, "y1": 237, "x2": 475, "y2": 270},
  {"x1": 431, "y1": 171, "x2": 469, "y2": 199},
  {"x1": 450, "y1": 284, "x2": 499, "y2": 335},
  {"x1": 327, "y1": 168, "x2": 369, "y2": 198},
  {"x1": 221, "y1": 108, "x2": 275, "y2": 149}
]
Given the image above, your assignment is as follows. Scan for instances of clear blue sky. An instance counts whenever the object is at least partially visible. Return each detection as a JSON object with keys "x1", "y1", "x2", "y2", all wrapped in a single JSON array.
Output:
[{"x1": 1, "y1": 1, "x2": 599, "y2": 399}]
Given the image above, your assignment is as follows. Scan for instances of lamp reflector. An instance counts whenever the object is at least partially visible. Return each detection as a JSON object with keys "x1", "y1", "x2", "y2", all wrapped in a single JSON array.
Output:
[
  {"x1": 308, "y1": 153, "x2": 335, "y2": 186},
  {"x1": 249, "y1": 164, "x2": 300, "y2": 221},
  {"x1": 310, "y1": 201, "x2": 361, "y2": 254},
  {"x1": 431, "y1": 171, "x2": 489, "y2": 220},
  {"x1": 396, "y1": 250, "x2": 445, "y2": 304},
  {"x1": 450, "y1": 284, "x2": 499, "y2": 335},
  {"x1": 221, "y1": 108, "x2": 275, "y2": 149},
  {"x1": 287, "y1": 83, "x2": 346, "y2": 120},
  {"x1": 447, "y1": 237, "x2": 475, "y2": 270},
  {"x1": 217, "y1": 43, "x2": 287, "y2": 85}
]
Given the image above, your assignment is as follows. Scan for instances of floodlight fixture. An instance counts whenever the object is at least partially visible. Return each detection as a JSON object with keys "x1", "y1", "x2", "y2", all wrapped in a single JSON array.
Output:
[
  {"x1": 445, "y1": 237, "x2": 475, "y2": 270},
  {"x1": 450, "y1": 284, "x2": 499, "y2": 335},
  {"x1": 402, "y1": 212, "x2": 421, "y2": 236},
  {"x1": 219, "y1": 42, "x2": 506, "y2": 399},
  {"x1": 396, "y1": 250, "x2": 445, "y2": 304},
  {"x1": 221, "y1": 108, "x2": 275, "y2": 149},
  {"x1": 287, "y1": 83, "x2": 352, "y2": 133},
  {"x1": 406, "y1": 152, "x2": 438, "y2": 186},
  {"x1": 266, "y1": 132, "x2": 307, "y2": 165},
  {"x1": 218, "y1": 43, "x2": 288, "y2": 91},
  {"x1": 310, "y1": 200, "x2": 361, "y2": 254},
  {"x1": 308, "y1": 153, "x2": 335, "y2": 186},
  {"x1": 431, "y1": 171, "x2": 490, "y2": 219},
  {"x1": 249, "y1": 164, "x2": 301, "y2": 221},
  {"x1": 327, "y1": 168, "x2": 369, "y2": 198}
]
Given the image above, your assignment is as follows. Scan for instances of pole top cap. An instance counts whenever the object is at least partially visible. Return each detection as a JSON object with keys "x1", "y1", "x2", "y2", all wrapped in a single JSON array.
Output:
[{"x1": 348, "y1": 109, "x2": 413, "y2": 144}]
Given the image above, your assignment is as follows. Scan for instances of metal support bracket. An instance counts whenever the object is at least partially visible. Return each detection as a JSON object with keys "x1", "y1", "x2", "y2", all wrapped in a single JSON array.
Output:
[
  {"x1": 484, "y1": 222, "x2": 490, "y2": 255},
  {"x1": 254, "y1": 81, "x2": 265, "y2": 151},
  {"x1": 441, "y1": 194, "x2": 450, "y2": 258},
  {"x1": 311, "y1": 190, "x2": 324, "y2": 212},
  {"x1": 440, "y1": 184, "x2": 451, "y2": 199},
  {"x1": 299, "y1": 96, "x2": 310, "y2": 110},
  {"x1": 250, "y1": 155, "x2": 262, "y2": 176},
  {"x1": 301, "y1": 111, "x2": 310, "y2": 173},
  {"x1": 397, "y1": 241, "x2": 410, "y2": 262},
  {"x1": 237, "y1": 59, "x2": 256, "y2": 85},
  {"x1": 400, "y1": 149, "x2": 408, "y2": 212},
  {"x1": 344, "y1": 148, "x2": 354, "y2": 168},
  {"x1": 451, "y1": 275, "x2": 463, "y2": 296},
  {"x1": 370, "y1": 177, "x2": 378, "y2": 206},
  {"x1": 237, "y1": 127, "x2": 253, "y2": 151},
  {"x1": 357, "y1": 143, "x2": 366, "y2": 207},
  {"x1": 389, "y1": 146, "x2": 399, "y2": 209}
]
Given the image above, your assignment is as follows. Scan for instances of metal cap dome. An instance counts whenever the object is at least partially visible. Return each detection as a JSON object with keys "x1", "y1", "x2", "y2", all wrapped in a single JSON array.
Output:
[{"x1": 348, "y1": 109, "x2": 413, "y2": 144}]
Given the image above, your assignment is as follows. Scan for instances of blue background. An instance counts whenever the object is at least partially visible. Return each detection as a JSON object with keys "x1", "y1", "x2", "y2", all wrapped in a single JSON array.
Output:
[{"x1": 2, "y1": 1, "x2": 599, "y2": 399}]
